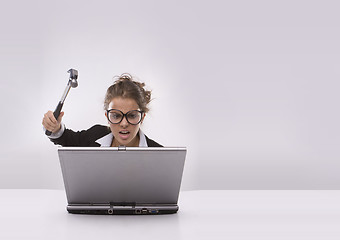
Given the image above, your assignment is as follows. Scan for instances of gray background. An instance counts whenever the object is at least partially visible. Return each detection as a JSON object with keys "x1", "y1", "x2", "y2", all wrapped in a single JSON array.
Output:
[{"x1": 0, "y1": 0, "x2": 339, "y2": 190}]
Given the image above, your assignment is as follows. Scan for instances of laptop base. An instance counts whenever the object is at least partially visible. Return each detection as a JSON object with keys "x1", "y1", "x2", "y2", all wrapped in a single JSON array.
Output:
[{"x1": 67, "y1": 204, "x2": 179, "y2": 215}]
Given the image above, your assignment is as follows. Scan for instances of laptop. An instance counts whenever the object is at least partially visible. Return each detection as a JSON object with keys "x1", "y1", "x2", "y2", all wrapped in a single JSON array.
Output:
[{"x1": 58, "y1": 146, "x2": 186, "y2": 215}]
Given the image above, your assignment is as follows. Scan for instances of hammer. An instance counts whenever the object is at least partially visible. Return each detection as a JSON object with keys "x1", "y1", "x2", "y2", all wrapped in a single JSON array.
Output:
[{"x1": 45, "y1": 69, "x2": 79, "y2": 136}]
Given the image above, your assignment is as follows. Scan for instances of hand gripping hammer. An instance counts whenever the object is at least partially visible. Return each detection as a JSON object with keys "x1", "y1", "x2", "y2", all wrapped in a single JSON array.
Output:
[{"x1": 45, "y1": 69, "x2": 78, "y2": 136}]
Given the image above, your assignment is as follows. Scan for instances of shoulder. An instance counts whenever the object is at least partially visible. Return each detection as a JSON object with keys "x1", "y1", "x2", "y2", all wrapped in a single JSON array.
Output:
[
  {"x1": 145, "y1": 135, "x2": 163, "y2": 147},
  {"x1": 86, "y1": 124, "x2": 111, "y2": 138},
  {"x1": 87, "y1": 124, "x2": 111, "y2": 132}
]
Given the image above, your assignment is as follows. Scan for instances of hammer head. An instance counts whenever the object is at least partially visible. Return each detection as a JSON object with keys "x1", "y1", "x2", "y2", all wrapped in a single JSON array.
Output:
[{"x1": 68, "y1": 69, "x2": 78, "y2": 88}]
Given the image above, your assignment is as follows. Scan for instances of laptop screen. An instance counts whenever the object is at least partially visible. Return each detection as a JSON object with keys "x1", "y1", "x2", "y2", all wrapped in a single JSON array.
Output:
[{"x1": 58, "y1": 147, "x2": 186, "y2": 205}]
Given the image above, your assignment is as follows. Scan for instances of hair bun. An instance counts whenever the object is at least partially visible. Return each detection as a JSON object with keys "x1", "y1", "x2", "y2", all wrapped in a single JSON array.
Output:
[{"x1": 104, "y1": 73, "x2": 152, "y2": 112}]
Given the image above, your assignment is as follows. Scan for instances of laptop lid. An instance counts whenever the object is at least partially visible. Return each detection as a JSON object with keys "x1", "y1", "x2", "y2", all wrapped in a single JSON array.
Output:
[{"x1": 58, "y1": 147, "x2": 186, "y2": 206}]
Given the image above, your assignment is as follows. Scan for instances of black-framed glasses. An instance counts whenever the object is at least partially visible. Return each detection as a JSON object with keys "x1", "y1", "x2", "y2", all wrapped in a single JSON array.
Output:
[{"x1": 106, "y1": 109, "x2": 144, "y2": 125}]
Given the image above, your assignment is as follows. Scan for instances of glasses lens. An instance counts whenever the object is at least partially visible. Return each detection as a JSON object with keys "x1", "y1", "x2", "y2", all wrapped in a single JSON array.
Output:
[
  {"x1": 108, "y1": 110, "x2": 123, "y2": 124},
  {"x1": 126, "y1": 110, "x2": 142, "y2": 125}
]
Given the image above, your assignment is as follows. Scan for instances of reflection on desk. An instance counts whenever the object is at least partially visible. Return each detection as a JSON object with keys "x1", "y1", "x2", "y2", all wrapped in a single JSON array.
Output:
[{"x1": 1, "y1": 190, "x2": 340, "y2": 240}]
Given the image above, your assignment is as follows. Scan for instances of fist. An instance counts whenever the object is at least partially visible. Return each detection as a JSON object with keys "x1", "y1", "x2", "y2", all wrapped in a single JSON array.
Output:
[{"x1": 42, "y1": 111, "x2": 64, "y2": 133}]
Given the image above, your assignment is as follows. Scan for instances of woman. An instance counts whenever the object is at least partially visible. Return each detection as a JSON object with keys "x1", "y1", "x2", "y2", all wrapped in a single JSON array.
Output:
[{"x1": 42, "y1": 73, "x2": 162, "y2": 147}]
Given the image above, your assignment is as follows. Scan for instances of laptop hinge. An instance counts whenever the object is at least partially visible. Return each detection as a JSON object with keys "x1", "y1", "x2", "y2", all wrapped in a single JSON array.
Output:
[
  {"x1": 118, "y1": 145, "x2": 126, "y2": 151},
  {"x1": 110, "y1": 202, "x2": 136, "y2": 209}
]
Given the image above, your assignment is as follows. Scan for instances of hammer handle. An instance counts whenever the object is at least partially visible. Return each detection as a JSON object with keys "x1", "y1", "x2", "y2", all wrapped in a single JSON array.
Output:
[{"x1": 45, "y1": 101, "x2": 64, "y2": 136}]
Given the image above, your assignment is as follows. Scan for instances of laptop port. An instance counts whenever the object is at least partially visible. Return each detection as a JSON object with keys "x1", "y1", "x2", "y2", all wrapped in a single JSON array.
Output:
[
  {"x1": 142, "y1": 208, "x2": 148, "y2": 214},
  {"x1": 135, "y1": 209, "x2": 142, "y2": 214},
  {"x1": 108, "y1": 209, "x2": 113, "y2": 214},
  {"x1": 149, "y1": 209, "x2": 159, "y2": 214}
]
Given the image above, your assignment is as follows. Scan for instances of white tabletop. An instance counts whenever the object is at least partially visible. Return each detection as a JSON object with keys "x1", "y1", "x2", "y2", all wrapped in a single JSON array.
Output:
[{"x1": 0, "y1": 190, "x2": 340, "y2": 240}]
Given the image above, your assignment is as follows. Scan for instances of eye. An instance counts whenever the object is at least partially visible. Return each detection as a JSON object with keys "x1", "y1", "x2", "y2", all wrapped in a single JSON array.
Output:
[
  {"x1": 110, "y1": 112, "x2": 122, "y2": 119},
  {"x1": 127, "y1": 112, "x2": 138, "y2": 119}
]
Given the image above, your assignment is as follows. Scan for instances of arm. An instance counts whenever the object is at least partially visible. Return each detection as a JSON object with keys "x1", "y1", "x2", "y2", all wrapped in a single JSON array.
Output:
[
  {"x1": 49, "y1": 127, "x2": 91, "y2": 146},
  {"x1": 42, "y1": 110, "x2": 93, "y2": 146},
  {"x1": 49, "y1": 125, "x2": 112, "y2": 147}
]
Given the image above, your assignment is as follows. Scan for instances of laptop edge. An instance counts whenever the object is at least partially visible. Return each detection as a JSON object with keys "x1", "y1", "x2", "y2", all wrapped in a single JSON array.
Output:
[{"x1": 58, "y1": 147, "x2": 186, "y2": 215}]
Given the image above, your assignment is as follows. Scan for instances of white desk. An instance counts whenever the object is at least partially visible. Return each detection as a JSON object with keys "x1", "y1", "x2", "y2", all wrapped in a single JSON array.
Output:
[{"x1": 1, "y1": 190, "x2": 340, "y2": 240}]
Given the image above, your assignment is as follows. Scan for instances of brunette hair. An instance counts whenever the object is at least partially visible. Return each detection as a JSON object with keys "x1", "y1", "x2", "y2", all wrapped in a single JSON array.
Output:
[{"x1": 104, "y1": 73, "x2": 151, "y2": 112}]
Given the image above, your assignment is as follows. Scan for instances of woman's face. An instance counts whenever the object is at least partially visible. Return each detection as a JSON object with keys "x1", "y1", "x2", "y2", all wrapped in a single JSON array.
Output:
[{"x1": 105, "y1": 97, "x2": 145, "y2": 147}]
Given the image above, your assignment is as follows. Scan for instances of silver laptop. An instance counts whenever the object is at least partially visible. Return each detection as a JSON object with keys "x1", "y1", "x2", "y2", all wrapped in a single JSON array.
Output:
[{"x1": 58, "y1": 146, "x2": 186, "y2": 215}]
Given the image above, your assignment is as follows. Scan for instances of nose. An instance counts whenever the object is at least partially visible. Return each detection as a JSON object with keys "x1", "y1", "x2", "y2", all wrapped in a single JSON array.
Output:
[{"x1": 120, "y1": 115, "x2": 129, "y2": 127}]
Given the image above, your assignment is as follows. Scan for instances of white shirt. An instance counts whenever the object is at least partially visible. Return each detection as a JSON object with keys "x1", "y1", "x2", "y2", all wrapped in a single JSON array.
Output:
[{"x1": 95, "y1": 129, "x2": 148, "y2": 147}]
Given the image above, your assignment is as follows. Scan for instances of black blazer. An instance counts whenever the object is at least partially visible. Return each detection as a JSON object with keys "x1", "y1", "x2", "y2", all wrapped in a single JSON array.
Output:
[{"x1": 50, "y1": 124, "x2": 163, "y2": 147}]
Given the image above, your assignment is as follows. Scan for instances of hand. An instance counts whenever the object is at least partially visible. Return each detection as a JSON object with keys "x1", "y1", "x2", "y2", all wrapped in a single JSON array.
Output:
[{"x1": 42, "y1": 111, "x2": 64, "y2": 133}]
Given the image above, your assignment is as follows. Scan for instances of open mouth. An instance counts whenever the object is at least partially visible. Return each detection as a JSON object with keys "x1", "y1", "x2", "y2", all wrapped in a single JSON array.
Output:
[
  {"x1": 119, "y1": 130, "x2": 130, "y2": 134},
  {"x1": 119, "y1": 130, "x2": 130, "y2": 140}
]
